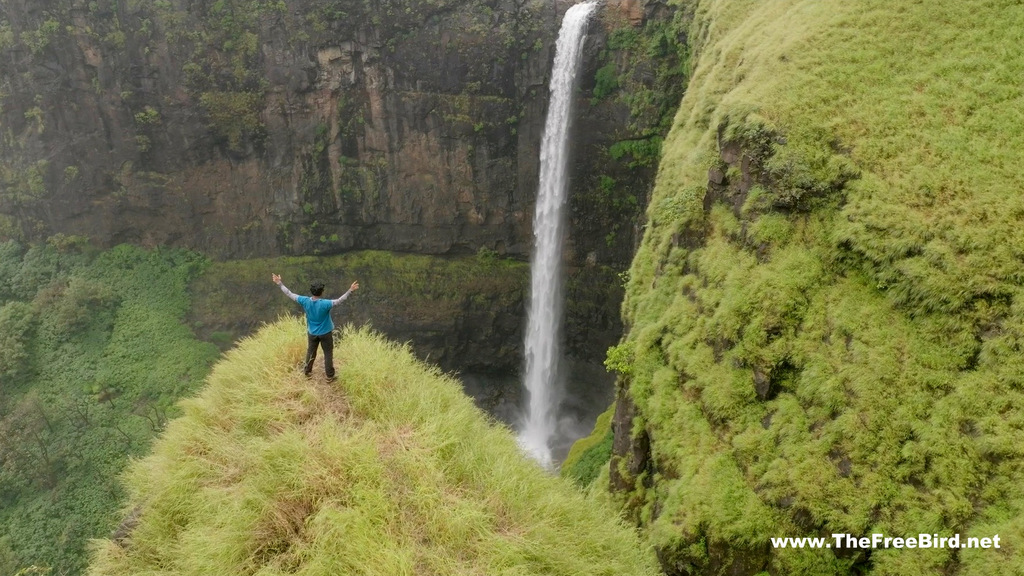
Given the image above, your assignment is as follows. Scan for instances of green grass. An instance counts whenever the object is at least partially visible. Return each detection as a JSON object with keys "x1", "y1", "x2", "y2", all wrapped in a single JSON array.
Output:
[
  {"x1": 87, "y1": 319, "x2": 658, "y2": 575},
  {"x1": 611, "y1": 0, "x2": 1024, "y2": 574}
]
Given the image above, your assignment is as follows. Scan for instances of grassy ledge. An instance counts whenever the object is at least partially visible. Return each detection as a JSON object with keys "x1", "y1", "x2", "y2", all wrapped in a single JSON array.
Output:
[
  {"x1": 561, "y1": 405, "x2": 615, "y2": 488},
  {"x1": 87, "y1": 318, "x2": 657, "y2": 575}
]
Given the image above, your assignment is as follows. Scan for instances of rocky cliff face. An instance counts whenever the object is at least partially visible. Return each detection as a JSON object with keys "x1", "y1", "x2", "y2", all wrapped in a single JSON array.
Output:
[
  {"x1": 0, "y1": 0, "x2": 659, "y2": 263},
  {"x1": 0, "y1": 0, "x2": 556, "y2": 258}
]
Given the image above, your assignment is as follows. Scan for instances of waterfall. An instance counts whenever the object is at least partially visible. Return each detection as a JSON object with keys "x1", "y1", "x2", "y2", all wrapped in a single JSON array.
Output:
[{"x1": 519, "y1": 0, "x2": 599, "y2": 468}]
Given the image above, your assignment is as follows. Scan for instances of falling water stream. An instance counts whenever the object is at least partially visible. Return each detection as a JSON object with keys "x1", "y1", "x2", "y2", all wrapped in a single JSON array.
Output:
[{"x1": 519, "y1": 0, "x2": 599, "y2": 468}]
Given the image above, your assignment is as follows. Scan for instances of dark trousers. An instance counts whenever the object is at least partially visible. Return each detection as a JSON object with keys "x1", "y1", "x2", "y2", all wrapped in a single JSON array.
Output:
[{"x1": 304, "y1": 332, "x2": 335, "y2": 379}]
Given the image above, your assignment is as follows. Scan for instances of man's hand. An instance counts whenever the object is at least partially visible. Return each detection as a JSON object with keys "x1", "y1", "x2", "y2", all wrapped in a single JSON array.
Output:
[
  {"x1": 272, "y1": 273, "x2": 282, "y2": 285},
  {"x1": 350, "y1": 281, "x2": 360, "y2": 292}
]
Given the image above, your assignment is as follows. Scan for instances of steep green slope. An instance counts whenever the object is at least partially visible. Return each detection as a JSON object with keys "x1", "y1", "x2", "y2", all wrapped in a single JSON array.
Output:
[
  {"x1": 88, "y1": 319, "x2": 658, "y2": 575},
  {"x1": 609, "y1": 0, "x2": 1024, "y2": 574}
]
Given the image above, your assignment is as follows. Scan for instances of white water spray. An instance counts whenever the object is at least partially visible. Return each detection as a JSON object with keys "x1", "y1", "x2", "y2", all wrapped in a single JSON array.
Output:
[{"x1": 519, "y1": 1, "x2": 599, "y2": 468}]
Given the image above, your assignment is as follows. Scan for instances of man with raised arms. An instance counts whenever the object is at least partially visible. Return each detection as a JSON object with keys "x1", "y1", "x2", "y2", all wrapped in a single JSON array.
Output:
[{"x1": 272, "y1": 273, "x2": 359, "y2": 381}]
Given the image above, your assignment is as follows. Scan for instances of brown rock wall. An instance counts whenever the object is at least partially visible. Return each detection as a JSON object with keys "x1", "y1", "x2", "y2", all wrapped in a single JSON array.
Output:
[{"x1": 0, "y1": 0, "x2": 558, "y2": 258}]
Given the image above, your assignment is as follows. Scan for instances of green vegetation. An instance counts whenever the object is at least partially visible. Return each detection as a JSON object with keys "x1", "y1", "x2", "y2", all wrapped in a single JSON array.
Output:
[
  {"x1": 594, "y1": 9, "x2": 691, "y2": 151},
  {"x1": 592, "y1": 62, "x2": 620, "y2": 102},
  {"x1": 131, "y1": 106, "x2": 160, "y2": 126},
  {"x1": 149, "y1": 0, "x2": 278, "y2": 152},
  {"x1": 22, "y1": 18, "x2": 61, "y2": 55},
  {"x1": 607, "y1": 0, "x2": 1024, "y2": 574},
  {"x1": 199, "y1": 90, "x2": 264, "y2": 151},
  {"x1": 188, "y1": 250, "x2": 528, "y2": 346},
  {"x1": 574, "y1": 6, "x2": 693, "y2": 262},
  {"x1": 88, "y1": 320, "x2": 658, "y2": 575},
  {"x1": 0, "y1": 18, "x2": 13, "y2": 52},
  {"x1": 608, "y1": 137, "x2": 664, "y2": 168},
  {"x1": 561, "y1": 405, "x2": 614, "y2": 488},
  {"x1": 0, "y1": 241, "x2": 220, "y2": 575},
  {"x1": 0, "y1": 159, "x2": 50, "y2": 212}
]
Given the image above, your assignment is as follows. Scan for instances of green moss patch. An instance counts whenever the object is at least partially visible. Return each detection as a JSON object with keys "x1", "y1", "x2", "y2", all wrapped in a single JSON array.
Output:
[{"x1": 561, "y1": 405, "x2": 615, "y2": 488}]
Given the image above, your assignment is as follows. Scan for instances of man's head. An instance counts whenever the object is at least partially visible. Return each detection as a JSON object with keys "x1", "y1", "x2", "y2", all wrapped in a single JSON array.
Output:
[{"x1": 309, "y1": 281, "x2": 325, "y2": 296}]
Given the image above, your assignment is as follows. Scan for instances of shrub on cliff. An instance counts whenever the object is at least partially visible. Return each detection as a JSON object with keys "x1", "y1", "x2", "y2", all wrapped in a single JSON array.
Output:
[{"x1": 88, "y1": 319, "x2": 657, "y2": 575}]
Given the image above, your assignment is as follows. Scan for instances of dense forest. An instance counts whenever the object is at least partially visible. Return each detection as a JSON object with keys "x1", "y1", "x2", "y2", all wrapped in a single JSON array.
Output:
[{"x1": 0, "y1": 240, "x2": 219, "y2": 574}]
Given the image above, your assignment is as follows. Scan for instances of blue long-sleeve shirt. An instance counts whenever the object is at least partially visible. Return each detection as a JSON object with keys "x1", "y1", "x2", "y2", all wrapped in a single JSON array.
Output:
[{"x1": 279, "y1": 283, "x2": 352, "y2": 336}]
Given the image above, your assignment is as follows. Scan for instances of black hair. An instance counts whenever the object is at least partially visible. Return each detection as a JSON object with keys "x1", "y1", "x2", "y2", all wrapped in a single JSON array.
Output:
[{"x1": 309, "y1": 281, "x2": 325, "y2": 296}]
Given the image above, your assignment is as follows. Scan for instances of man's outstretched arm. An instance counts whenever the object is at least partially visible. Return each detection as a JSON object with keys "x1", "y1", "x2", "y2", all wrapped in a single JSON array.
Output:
[
  {"x1": 272, "y1": 273, "x2": 299, "y2": 302},
  {"x1": 330, "y1": 281, "x2": 360, "y2": 305}
]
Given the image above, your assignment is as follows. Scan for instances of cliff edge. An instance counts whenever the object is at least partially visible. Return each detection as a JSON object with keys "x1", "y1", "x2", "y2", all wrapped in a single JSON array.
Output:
[{"x1": 88, "y1": 318, "x2": 657, "y2": 575}]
